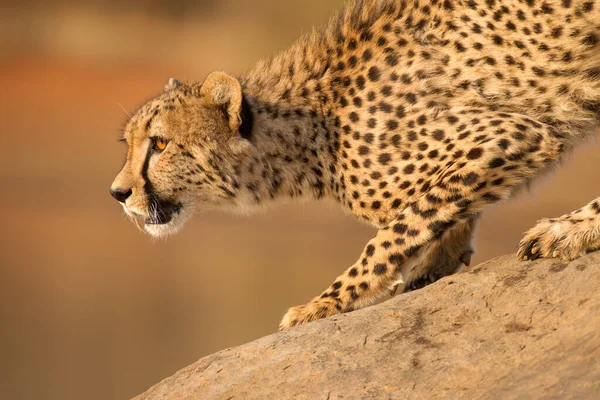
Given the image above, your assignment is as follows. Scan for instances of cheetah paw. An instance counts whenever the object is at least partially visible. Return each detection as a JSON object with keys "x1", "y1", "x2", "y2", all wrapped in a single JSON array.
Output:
[
  {"x1": 518, "y1": 218, "x2": 590, "y2": 262},
  {"x1": 278, "y1": 299, "x2": 340, "y2": 330}
]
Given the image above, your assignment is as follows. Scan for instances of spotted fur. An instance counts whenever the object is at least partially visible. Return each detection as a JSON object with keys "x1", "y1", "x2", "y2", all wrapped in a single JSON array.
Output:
[{"x1": 110, "y1": 0, "x2": 600, "y2": 330}]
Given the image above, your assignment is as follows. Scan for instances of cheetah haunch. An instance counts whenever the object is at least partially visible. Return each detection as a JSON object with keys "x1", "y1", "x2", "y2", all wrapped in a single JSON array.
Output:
[{"x1": 110, "y1": 0, "x2": 600, "y2": 330}]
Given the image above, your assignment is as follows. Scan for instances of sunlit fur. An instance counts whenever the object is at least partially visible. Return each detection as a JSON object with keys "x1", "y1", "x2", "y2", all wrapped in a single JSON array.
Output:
[{"x1": 111, "y1": 0, "x2": 600, "y2": 329}]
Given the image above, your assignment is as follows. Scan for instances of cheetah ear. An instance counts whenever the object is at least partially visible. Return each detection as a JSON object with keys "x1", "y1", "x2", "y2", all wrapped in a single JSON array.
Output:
[
  {"x1": 200, "y1": 71, "x2": 244, "y2": 133},
  {"x1": 164, "y1": 78, "x2": 182, "y2": 92}
]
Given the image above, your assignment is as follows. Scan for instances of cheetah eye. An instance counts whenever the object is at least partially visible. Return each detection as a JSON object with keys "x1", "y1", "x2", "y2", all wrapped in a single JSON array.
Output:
[{"x1": 152, "y1": 137, "x2": 169, "y2": 153}]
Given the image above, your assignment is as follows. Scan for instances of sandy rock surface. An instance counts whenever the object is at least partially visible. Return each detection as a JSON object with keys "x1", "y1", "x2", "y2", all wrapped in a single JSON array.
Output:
[{"x1": 135, "y1": 252, "x2": 600, "y2": 400}]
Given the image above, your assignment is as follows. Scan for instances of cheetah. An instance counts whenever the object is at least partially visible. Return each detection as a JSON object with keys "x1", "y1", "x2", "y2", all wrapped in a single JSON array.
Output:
[{"x1": 110, "y1": 0, "x2": 600, "y2": 330}]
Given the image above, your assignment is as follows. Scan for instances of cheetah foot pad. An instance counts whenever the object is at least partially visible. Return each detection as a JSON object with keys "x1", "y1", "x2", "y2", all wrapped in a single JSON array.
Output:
[
  {"x1": 279, "y1": 299, "x2": 342, "y2": 330},
  {"x1": 518, "y1": 219, "x2": 599, "y2": 262}
]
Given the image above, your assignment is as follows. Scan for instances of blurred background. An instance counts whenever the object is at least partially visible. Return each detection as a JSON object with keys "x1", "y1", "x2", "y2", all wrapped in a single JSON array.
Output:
[{"x1": 1, "y1": 1, "x2": 599, "y2": 399}]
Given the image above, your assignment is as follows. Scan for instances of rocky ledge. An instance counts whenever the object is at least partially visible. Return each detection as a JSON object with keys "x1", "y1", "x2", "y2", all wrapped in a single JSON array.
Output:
[{"x1": 135, "y1": 252, "x2": 600, "y2": 400}]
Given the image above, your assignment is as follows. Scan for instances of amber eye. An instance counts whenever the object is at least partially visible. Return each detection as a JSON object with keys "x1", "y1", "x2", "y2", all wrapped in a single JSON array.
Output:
[{"x1": 153, "y1": 137, "x2": 168, "y2": 152}]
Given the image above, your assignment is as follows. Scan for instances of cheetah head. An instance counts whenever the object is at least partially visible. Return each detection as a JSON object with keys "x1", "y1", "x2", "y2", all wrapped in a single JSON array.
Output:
[{"x1": 110, "y1": 72, "x2": 253, "y2": 237}]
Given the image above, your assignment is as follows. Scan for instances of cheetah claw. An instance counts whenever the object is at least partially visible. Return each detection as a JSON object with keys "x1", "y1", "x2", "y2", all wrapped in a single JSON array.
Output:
[{"x1": 518, "y1": 237, "x2": 542, "y2": 261}]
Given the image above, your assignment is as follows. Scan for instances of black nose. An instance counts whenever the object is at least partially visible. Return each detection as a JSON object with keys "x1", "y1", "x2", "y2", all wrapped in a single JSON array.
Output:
[{"x1": 109, "y1": 188, "x2": 132, "y2": 203}]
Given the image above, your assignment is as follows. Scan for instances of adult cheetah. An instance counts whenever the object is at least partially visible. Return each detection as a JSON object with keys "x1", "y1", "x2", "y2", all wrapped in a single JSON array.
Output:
[{"x1": 110, "y1": 0, "x2": 600, "y2": 330}]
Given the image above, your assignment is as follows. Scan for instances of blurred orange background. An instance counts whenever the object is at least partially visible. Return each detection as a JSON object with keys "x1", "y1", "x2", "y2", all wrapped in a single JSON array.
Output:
[{"x1": 1, "y1": 1, "x2": 599, "y2": 399}]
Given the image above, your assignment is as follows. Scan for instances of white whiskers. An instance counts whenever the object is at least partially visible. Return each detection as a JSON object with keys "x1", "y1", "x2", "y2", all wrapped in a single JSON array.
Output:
[{"x1": 115, "y1": 101, "x2": 132, "y2": 119}]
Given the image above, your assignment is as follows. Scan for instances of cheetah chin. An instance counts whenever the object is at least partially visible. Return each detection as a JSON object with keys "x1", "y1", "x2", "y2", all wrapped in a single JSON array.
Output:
[{"x1": 144, "y1": 218, "x2": 185, "y2": 238}]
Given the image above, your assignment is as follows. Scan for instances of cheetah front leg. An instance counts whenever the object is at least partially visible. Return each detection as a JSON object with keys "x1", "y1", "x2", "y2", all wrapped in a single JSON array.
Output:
[
  {"x1": 278, "y1": 210, "x2": 436, "y2": 330},
  {"x1": 279, "y1": 188, "x2": 483, "y2": 330},
  {"x1": 518, "y1": 198, "x2": 600, "y2": 261},
  {"x1": 279, "y1": 184, "x2": 483, "y2": 330}
]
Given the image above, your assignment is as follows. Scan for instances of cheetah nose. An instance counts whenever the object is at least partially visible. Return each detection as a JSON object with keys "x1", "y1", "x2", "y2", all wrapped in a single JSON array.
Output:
[{"x1": 109, "y1": 187, "x2": 132, "y2": 203}]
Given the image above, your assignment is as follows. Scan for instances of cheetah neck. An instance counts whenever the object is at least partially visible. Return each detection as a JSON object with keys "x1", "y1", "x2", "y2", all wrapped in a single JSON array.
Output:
[
  {"x1": 229, "y1": 48, "x2": 339, "y2": 210},
  {"x1": 230, "y1": 93, "x2": 336, "y2": 210}
]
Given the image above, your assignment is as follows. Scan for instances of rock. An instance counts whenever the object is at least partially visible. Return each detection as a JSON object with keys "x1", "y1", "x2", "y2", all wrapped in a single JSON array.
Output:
[{"x1": 134, "y1": 252, "x2": 600, "y2": 400}]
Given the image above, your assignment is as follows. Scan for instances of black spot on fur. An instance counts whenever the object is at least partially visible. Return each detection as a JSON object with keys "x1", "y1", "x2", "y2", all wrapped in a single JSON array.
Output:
[
  {"x1": 373, "y1": 264, "x2": 388, "y2": 275},
  {"x1": 368, "y1": 66, "x2": 381, "y2": 81}
]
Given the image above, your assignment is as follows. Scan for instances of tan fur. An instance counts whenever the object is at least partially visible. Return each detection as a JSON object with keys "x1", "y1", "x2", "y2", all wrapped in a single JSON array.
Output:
[{"x1": 110, "y1": 0, "x2": 600, "y2": 330}]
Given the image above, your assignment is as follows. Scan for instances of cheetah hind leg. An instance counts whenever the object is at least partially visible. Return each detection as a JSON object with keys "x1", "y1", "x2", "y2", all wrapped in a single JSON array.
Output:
[
  {"x1": 399, "y1": 217, "x2": 477, "y2": 294},
  {"x1": 518, "y1": 197, "x2": 600, "y2": 261}
]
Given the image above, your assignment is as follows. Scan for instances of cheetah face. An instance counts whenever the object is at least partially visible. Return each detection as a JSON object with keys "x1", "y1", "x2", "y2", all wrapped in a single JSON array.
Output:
[
  {"x1": 110, "y1": 119, "x2": 191, "y2": 237},
  {"x1": 110, "y1": 72, "x2": 252, "y2": 237}
]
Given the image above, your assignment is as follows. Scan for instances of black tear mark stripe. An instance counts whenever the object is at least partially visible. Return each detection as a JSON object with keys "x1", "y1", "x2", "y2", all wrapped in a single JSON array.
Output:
[
  {"x1": 141, "y1": 141, "x2": 155, "y2": 193},
  {"x1": 141, "y1": 141, "x2": 166, "y2": 221},
  {"x1": 139, "y1": 140, "x2": 182, "y2": 223}
]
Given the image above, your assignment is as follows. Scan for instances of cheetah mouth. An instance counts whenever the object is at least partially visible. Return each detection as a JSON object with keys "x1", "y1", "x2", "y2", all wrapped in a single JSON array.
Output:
[{"x1": 144, "y1": 201, "x2": 182, "y2": 225}]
